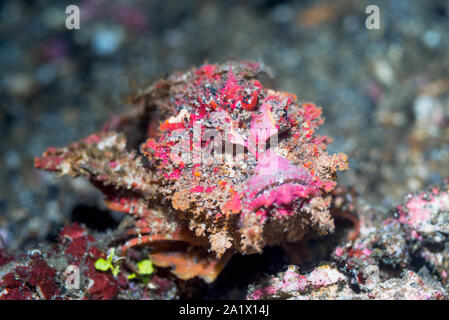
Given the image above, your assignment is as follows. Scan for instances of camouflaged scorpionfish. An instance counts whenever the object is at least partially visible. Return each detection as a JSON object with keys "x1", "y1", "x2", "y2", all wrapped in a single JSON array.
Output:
[{"x1": 36, "y1": 61, "x2": 348, "y2": 283}]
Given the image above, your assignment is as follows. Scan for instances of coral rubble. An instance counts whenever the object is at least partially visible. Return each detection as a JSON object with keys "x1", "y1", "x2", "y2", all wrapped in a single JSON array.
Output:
[{"x1": 247, "y1": 264, "x2": 447, "y2": 300}]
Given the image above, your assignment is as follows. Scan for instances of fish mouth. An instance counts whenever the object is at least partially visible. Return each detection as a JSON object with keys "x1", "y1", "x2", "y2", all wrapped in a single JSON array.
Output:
[
  {"x1": 253, "y1": 177, "x2": 313, "y2": 199},
  {"x1": 241, "y1": 157, "x2": 320, "y2": 215},
  {"x1": 222, "y1": 150, "x2": 322, "y2": 217}
]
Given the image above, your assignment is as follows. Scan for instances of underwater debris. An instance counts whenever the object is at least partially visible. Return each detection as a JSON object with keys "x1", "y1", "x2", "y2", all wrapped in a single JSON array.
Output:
[
  {"x1": 395, "y1": 183, "x2": 449, "y2": 284},
  {"x1": 35, "y1": 60, "x2": 348, "y2": 283},
  {"x1": 329, "y1": 182, "x2": 449, "y2": 294},
  {"x1": 246, "y1": 182, "x2": 449, "y2": 300},
  {"x1": 246, "y1": 264, "x2": 447, "y2": 300},
  {"x1": 332, "y1": 217, "x2": 410, "y2": 287}
]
